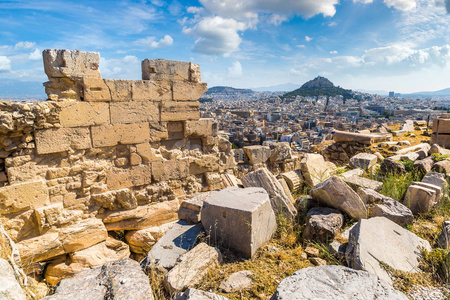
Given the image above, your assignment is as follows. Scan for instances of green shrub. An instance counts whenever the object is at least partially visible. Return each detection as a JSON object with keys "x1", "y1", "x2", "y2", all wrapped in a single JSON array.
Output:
[
  {"x1": 432, "y1": 153, "x2": 449, "y2": 162},
  {"x1": 381, "y1": 172, "x2": 423, "y2": 201}
]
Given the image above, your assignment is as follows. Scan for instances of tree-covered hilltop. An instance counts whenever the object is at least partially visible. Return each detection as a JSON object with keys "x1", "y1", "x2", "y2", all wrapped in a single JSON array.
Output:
[{"x1": 283, "y1": 76, "x2": 353, "y2": 99}]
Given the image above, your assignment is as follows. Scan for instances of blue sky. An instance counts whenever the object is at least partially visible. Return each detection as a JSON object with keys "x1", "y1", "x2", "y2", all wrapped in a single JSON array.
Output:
[{"x1": 0, "y1": 0, "x2": 450, "y2": 95}]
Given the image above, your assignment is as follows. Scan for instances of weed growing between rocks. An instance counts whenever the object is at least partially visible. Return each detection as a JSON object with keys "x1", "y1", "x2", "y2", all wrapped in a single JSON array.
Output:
[{"x1": 380, "y1": 171, "x2": 423, "y2": 201}]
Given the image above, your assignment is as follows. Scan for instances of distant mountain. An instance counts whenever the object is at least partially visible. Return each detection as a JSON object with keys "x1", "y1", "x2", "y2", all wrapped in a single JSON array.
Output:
[
  {"x1": 283, "y1": 76, "x2": 353, "y2": 99},
  {"x1": 355, "y1": 89, "x2": 389, "y2": 96},
  {"x1": 0, "y1": 81, "x2": 46, "y2": 99},
  {"x1": 205, "y1": 86, "x2": 253, "y2": 94},
  {"x1": 401, "y1": 87, "x2": 450, "y2": 98},
  {"x1": 252, "y1": 83, "x2": 300, "y2": 92}
]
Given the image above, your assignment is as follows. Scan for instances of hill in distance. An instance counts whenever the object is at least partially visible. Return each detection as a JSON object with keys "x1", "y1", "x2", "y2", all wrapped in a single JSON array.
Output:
[
  {"x1": 205, "y1": 86, "x2": 253, "y2": 94},
  {"x1": 252, "y1": 83, "x2": 300, "y2": 92},
  {"x1": 283, "y1": 76, "x2": 353, "y2": 99},
  {"x1": 401, "y1": 87, "x2": 450, "y2": 98}
]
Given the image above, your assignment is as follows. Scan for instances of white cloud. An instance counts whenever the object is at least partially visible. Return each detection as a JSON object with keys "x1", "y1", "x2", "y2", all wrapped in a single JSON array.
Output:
[
  {"x1": 14, "y1": 41, "x2": 35, "y2": 50},
  {"x1": 134, "y1": 35, "x2": 174, "y2": 49},
  {"x1": 330, "y1": 50, "x2": 338, "y2": 54},
  {"x1": 227, "y1": 61, "x2": 243, "y2": 77},
  {"x1": 99, "y1": 55, "x2": 140, "y2": 80},
  {"x1": 297, "y1": 44, "x2": 306, "y2": 48},
  {"x1": 305, "y1": 36, "x2": 312, "y2": 42},
  {"x1": 353, "y1": 0, "x2": 373, "y2": 3},
  {"x1": 384, "y1": 0, "x2": 417, "y2": 10},
  {"x1": 28, "y1": 49, "x2": 41, "y2": 60},
  {"x1": 0, "y1": 56, "x2": 11, "y2": 72},
  {"x1": 183, "y1": 16, "x2": 247, "y2": 56}
]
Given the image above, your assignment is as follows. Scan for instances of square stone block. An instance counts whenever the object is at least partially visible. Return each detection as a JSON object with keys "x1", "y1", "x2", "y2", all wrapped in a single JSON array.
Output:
[{"x1": 201, "y1": 187, "x2": 277, "y2": 258}]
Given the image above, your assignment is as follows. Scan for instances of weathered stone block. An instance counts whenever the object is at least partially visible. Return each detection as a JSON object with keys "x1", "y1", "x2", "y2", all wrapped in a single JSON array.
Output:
[
  {"x1": 91, "y1": 188, "x2": 138, "y2": 210},
  {"x1": 125, "y1": 222, "x2": 174, "y2": 254},
  {"x1": 161, "y1": 101, "x2": 200, "y2": 121},
  {"x1": 188, "y1": 156, "x2": 220, "y2": 175},
  {"x1": 185, "y1": 118, "x2": 218, "y2": 137},
  {"x1": 243, "y1": 145, "x2": 271, "y2": 165},
  {"x1": 91, "y1": 123, "x2": 150, "y2": 147},
  {"x1": 58, "y1": 101, "x2": 110, "y2": 127},
  {"x1": 0, "y1": 180, "x2": 49, "y2": 214},
  {"x1": 101, "y1": 200, "x2": 179, "y2": 231},
  {"x1": 81, "y1": 78, "x2": 111, "y2": 101},
  {"x1": 104, "y1": 79, "x2": 132, "y2": 101},
  {"x1": 35, "y1": 127, "x2": 92, "y2": 154},
  {"x1": 17, "y1": 232, "x2": 65, "y2": 264},
  {"x1": 58, "y1": 218, "x2": 108, "y2": 253},
  {"x1": 135, "y1": 143, "x2": 164, "y2": 163},
  {"x1": 173, "y1": 81, "x2": 207, "y2": 101},
  {"x1": 131, "y1": 80, "x2": 172, "y2": 101},
  {"x1": 142, "y1": 59, "x2": 201, "y2": 82},
  {"x1": 433, "y1": 118, "x2": 450, "y2": 134},
  {"x1": 349, "y1": 153, "x2": 377, "y2": 171},
  {"x1": 110, "y1": 101, "x2": 159, "y2": 125},
  {"x1": 43, "y1": 49, "x2": 101, "y2": 79},
  {"x1": 403, "y1": 184, "x2": 437, "y2": 214},
  {"x1": 300, "y1": 153, "x2": 336, "y2": 188},
  {"x1": 269, "y1": 142, "x2": 292, "y2": 163},
  {"x1": 303, "y1": 207, "x2": 344, "y2": 243},
  {"x1": 106, "y1": 165, "x2": 152, "y2": 190},
  {"x1": 342, "y1": 176, "x2": 383, "y2": 192},
  {"x1": 0, "y1": 258, "x2": 27, "y2": 300},
  {"x1": 152, "y1": 159, "x2": 189, "y2": 182},
  {"x1": 201, "y1": 187, "x2": 277, "y2": 258}
]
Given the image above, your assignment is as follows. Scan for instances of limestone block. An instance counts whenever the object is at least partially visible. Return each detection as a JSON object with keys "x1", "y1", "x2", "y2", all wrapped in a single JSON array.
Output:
[
  {"x1": 58, "y1": 218, "x2": 108, "y2": 253},
  {"x1": 35, "y1": 127, "x2": 92, "y2": 154},
  {"x1": 174, "y1": 289, "x2": 228, "y2": 300},
  {"x1": 1, "y1": 210, "x2": 37, "y2": 242},
  {"x1": 281, "y1": 170, "x2": 303, "y2": 193},
  {"x1": 110, "y1": 101, "x2": 159, "y2": 125},
  {"x1": 45, "y1": 259, "x2": 154, "y2": 300},
  {"x1": 185, "y1": 118, "x2": 218, "y2": 137},
  {"x1": 125, "y1": 222, "x2": 175, "y2": 254},
  {"x1": 413, "y1": 157, "x2": 434, "y2": 173},
  {"x1": 432, "y1": 159, "x2": 450, "y2": 173},
  {"x1": 342, "y1": 176, "x2": 383, "y2": 192},
  {"x1": 0, "y1": 180, "x2": 49, "y2": 214},
  {"x1": 43, "y1": 49, "x2": 101, "y2": 79},
  {"x1": 269, "y1": 142, "x2": 292, "y2": 163},
  {"x1": 101, "y1": 200, "x2": 179, "y2": 231},
  {"x1": 173, "y1": 81, "x2": 207, "y2": 101},
  {"x1": 81, "y1": 78, "x2": 111, "y2": 101},
  {"x1": 346, "y1": 217, "x2": 431, "y2": 284},
  {"x1": 433, "y1": 118, "x2": 450, "y2": 133},
  {"x1": 303, "y1": 207, "x2": 344, "y2": 243},
  {"x1": 395, "y1": 143, "x2": 430, "y2": 156},
  {"x1": 241, "y1": 168, "x2": 297, "y2": 219},
  {"x1": 106, "y1": 165, "x2": 152, "y2": 190},
  {"x1": 58, "y1": 101, "x2": 109, "y2": 127},
  {"x1": 380, "y1": 158, "x2": 406, "y2": 175},
  {"x1": 103, "y1": 79, "x2": 132, "y2": 102},
  {"x1": 201, "y1": 187, "x2": 277, "y2": 258},
  {"x1": 219, "y1": 270, "x2": 253, "y2": 293},
  {"x1": 142, "y1": 59, "x2": 201, "y2": 82},
  {"x1": 300, "y1": 153, "x2": 337, "y2": 188},
  {"x1": 403, "y1": 184, "x2": 437, "y2": 214},
  {"x1": 333, "y1": 131, "x2": 374, "y2": 144},
  {"x1": 350, "y1": 153, "x2": 378, "y2": 171},
  {"x1": 413, "y1": 181, "x2": 442, "y2": 201},
  {"x1": 310, "y1": 176, "x2": 367, "y2": 220},
  {"x1": 91, "y1": 123, "x2": 150, "y2": 147},
  {"x1": 135, "y1": 143, "x2": 164, "y2": 163},
  {"x1": 163, "y1": 243, "x2": 222, "y2": 294},
  {"x1": 161, "y1": 101, "x2": 200, "y2": 121},
  {"x1": 430, "y1": 133, "x2": 450, "y2": 148},
  {"x1": 91, "y1": 188, "x2": 138, "y2": 210},
  {"x1": 189, "y1": 156, "x2": 220, "y2": 175},
  {"x1": 178, "y1": 192, "x2": 213, "y2": 224},
  {"x1": 338, "y1": 168, "x2": 364, "y2": 179},
  {"x1": 34, "y1": 203, "x2": 73, "y2": 233},
  {"x1": 422, "y1": 172, "x2": 447, "y2": 189},
  {"x1": 43, "y1": 78, "x2": 82, "y2": 101},
  {"x1": 152, "y1": 159, "x2": 189, "y2": 182},
  {"x1": 368, "y1": 198, "x2": 414, "y2": 226},
  {"x1": 17, "y1": 232, "x2": 65, "y2": 264},
  {"x1": 132, "y1": 80, "x2": 172, "y2": 101},
  {"x1": 0, "y1": 258, "x2": 27, "y2": 300},
  {"x1": 205, "y1": 172, "x2": 225, "y2": 191},
  {"x1": 143, "y1": 220, "x2": 203, "y2": 270},
  {"x1": 271, "y1": 265, "x2": 408, "y2": 300},
  {"x1": 243, "y1": 145, "x2": 271, "y2": 165}
]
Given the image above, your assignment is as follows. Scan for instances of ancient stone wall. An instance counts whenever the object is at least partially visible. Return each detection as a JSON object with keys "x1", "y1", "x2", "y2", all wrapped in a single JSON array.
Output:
[{"x1": 0, "y1": 49, "x2": 236, "y2": 283}]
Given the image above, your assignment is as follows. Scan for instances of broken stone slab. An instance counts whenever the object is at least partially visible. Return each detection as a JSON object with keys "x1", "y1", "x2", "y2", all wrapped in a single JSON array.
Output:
[
  {"x1": 342, "y1": 176, "x2": 383, "y2": 192},
  {"x1": 0, "y1": 180, "x2": 50, "y2": 215},
  {"x1": 219, "y1": 271, "x2": 253, "y2": 293},
  {"x1": 131, "y1": 80, "x2": 172, "y2": 101},
  {"x1": 43, "y1": 49, "x2": 101, "y2": 79},
  {"x1": 433, "y1": 118, "x2": 450, "y2": 134},
  {"x1": 350, "y1": 153, "x2": 378, "y2": 171},
  {"x1": 429, "y1": 144, "x2": 450, "y2": 156},
  {"x1": 91, "y1": 122, "x2": 151, "y2": 148},
  {"x1": 413, "y1": 157, "x2": 434, "y2": 173},
  {"x1": 395, "y1": 143, "x2": 430, "y2": 156},
  {"x1": 269, "y1": 142, "x2": 292, "y2": 163},
  {"x1": 412, "y1": 181, "x2": 442, "y2": 201},
  {"x1": 403, "y1": 184, "x2": 437, "y2": 214},
  {"x1": 380, "y1": 158, "x2": 406, "y2": 175},
  {"x1": 163, "y1": 243, "x2": 222, "y2": 294},
  {"x1": 44, "y1": 259, "x2": 153, "y2": 300},
  {"x1": 310, "y1": 176, "x2": 367, "y2": 220},
  {"x1": 142, "y1": 220, "x2": 203, "y2": 271},
  {"x1": 303, "y1": 207, "x2": 344, "y2": 243},
  {"x1": 432, "y1": 159, "x2": 450, "y2": 173},
  {"x1": 431, "y1": 133, "x2": 450, "y2": 148},
  {"x1": 45, "y1": 237, "x2": 130, "y2": 286},
  {"x1": 357, "y1": 187, "x2": 384, "y2": 204},
  {"x1": 422, "y1": 172, "x2": 447, "y2": 189},
  {"x1": 141, "y1": 59, "x2": 201, "y2": 83},
  {"x1": 201, "y1": 187, "x2": 277, "y2": 258},
  {"x1": 178, "y1": 192, "x2": 214, "y2": 224},
  {"x1": 346, "y1": 217, "x2": 431, "y2": 284},
  {"x1": 241, "y1": 168, "x2": 296, "y2": 219},
  {"x1": 368, "y1": 198, "x2": 414, "y2": 226},
  {"x1": 174, "y1": 288, "x2": 229, "y2": 300},
  {"x1": 173, "y1": 81, "x2": 208, "y2": 101},
  {"x1": 300, "y1": 153, "x2": 337, "y2": 188},
  {"x1": 124, "y1": 221, "x2": 175, "y2": 254},
  {"x1": 35, "y1": 127, "x2": 92, "y2": 154},
  {"x1": 329, "y1": 240, "x2": 347, "y2": 259},
  {"x1": 161, "y1": 101, "x2": 200, "y2": 121},
  {"x1": 338, "y1": 168, "x2": 364, "y2": 179},
  {"x1": 185, "y1": 119, "x2": 218, "y2": 137},
  {"x1": 438, "y1": 221, "x2": 450, "y2": 250},
  {"x1": 243, "y1": 145, "x2": 271, "y2": 165},
  {"x1": 270, "y1": 265, "x2": 407, "y2": 300},
  {"x1": 281, "y1": 170, "x2": 303, "y2": 193},
  {"x1": 400, "y1": 152, "x2": 420, "y2": 162},
  {"x1": 333, "y1": 131, "x2": 374, "y2": 145},
  {"x1": 0, "y1": 258, "x2": 27, "y2": 300}
]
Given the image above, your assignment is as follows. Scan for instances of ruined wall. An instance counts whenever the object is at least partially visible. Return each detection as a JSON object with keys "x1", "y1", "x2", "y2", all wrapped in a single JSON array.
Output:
[{"x1": 0, "y1": 49, "x2": 236, "y2": 283}]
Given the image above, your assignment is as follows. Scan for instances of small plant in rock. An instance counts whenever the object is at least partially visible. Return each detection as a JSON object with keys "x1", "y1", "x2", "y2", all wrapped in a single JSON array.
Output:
[
  {"x1": 420, "y1": 248, "x2": 450, "y2": 284},
  {"x1": 432, "y1": 153, "x2": 449, "y2": 162},
  {"x1": 401, "y1": 160, "x2": 415, "y2": 172}
]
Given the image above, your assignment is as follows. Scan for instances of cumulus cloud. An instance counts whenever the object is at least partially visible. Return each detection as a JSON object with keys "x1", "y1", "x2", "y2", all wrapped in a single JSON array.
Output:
[
  {"x1": 0, "y1": 56, "x2": 11, "y2": 72},
  {"x1": 134, "y1": 35, "x2": 174, "y2": 49},
  {"x1": 14, "y1": 41, "x2": 36, "y2": 50},
  {"x1": 305, "y1": 36, "x2": 312, "y2": 42},
  {"x1": 99, "y1": 55, "x2": 140, "y2": 79},
  {"x1": 183, "y1": 16, "x2": 247, "y2": 56},
  {"x1": 227, "y1": 61, "x2": 243, "y2": 77},
  {"x1": 353, "y1": 0, "x2": 417, "y2": 10},
  {"x1": 28, "y1": 49, "x2": 41, "y2": 60}
]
